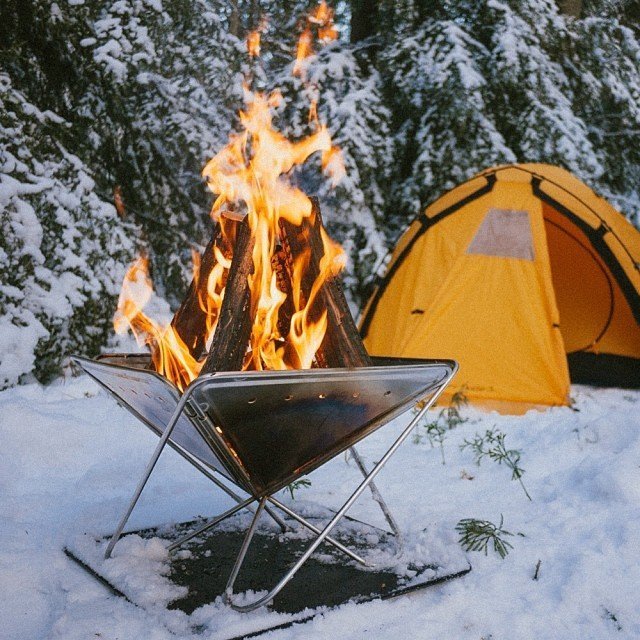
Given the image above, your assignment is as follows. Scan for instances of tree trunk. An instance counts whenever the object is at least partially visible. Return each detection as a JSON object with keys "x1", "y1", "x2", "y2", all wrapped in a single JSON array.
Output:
[{"x1": 350, "y1": 0, "x2": 380, "y2": 43}]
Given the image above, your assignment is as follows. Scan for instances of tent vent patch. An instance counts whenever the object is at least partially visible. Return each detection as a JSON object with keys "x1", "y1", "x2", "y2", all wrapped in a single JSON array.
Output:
[{"x1": 467, "y1": 208, "x2": 534, "y2": 260}]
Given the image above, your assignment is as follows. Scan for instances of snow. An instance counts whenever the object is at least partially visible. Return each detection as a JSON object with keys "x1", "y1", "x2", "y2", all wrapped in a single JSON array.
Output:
[{"x1": 1, "y1": 375, "x2": 639, "y2": 639}]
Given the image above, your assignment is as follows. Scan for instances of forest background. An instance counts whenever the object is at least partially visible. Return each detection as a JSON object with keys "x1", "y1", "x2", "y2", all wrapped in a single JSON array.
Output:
[{"x1": 1, "y1": 0, "x2": 639, "y2": 388}]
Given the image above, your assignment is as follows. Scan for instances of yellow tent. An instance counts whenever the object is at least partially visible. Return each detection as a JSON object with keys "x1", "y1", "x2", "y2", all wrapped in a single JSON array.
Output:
[{"x1": 360, "y1": 164, "x2": 640, "y2": 413}]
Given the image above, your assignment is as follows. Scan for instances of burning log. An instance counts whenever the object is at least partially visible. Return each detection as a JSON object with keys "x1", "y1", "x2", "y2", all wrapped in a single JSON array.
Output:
[
  {"x1": 114, "y1": 81, "x2": 366, "y2": 385},
  {"x1": 201, "y1": 218, "x2": 256, "y2": 374},
  {"x1": 280, "y1": 199, "x2": 372, "y2": 369},
  {"x1": 270, "y1": 244, "x2": 296, "y2": 342},
  {"x1": 170, "y1": 222, "x2": 227, "y2": 361},
  {"x1": 196, "y1": 199, "x2": 370, "y2": 375}
]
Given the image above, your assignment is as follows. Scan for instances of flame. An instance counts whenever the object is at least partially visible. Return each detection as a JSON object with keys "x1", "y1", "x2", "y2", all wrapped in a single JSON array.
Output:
[
  {"x1": 247, "y1": 30, "x2": 261, "y2": 57},
  {"x1": 293, "y1": 1, "x2": 338, "y2": 76},
  {"x1": 293, "y1": 28, "x2": 313, "y2": 76},
  {"x1": 192, "y1": 241, "x2": 229, "y2": 351},
  {"x1": 202, "y1": 88, "x2": 344, "y2": 372},
  {"x1": 310, "y1": 1, "x2": 338, "y2": 43},
  {"x1": 114, "y1": 1, "x2": 347, "y2": 387},
  {"x1": 113, "y1": 255, "x2": 203, "y2": 391},
  {"x1": 321, "y1": 146, "x2": 346, "y2": 187}
]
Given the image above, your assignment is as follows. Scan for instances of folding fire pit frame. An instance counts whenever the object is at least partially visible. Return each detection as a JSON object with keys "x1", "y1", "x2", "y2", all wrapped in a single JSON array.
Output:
[{"x1": 72, "y1": 354, "x2": 457, "y2": 612}]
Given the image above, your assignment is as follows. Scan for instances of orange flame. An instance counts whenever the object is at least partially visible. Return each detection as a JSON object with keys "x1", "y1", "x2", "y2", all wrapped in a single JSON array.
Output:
[
  {"x1": 114, "y1": 2, "x2": 347, "y2": 387},
  {"x1": 311, "y1": 1, "x2": 338, "y2": 42},
  {"x1": 293, "y1": 28, "x2": 313, "y2": 76},
  {"x1": 113, "y1": 255, "x2": 203, "y2": 390},
  {"x1": 202, "y1": 88, "x2": 345, "y2": 372},
  {"x1": 293, "y1": 1, "x2": 338, "y2": 76},
  {"x1": 247, "y1": 30, "x2": 261, "y2": 57}
]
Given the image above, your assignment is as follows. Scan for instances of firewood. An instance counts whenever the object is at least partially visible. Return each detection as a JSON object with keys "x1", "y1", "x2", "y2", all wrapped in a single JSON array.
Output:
[
  {"x1": 271, "y1": 243, "x2": 296, "y2": 340},
  {"x1": 170, "y1": 223, "x2": 226, "y2": 361},
  {"x1": 280, "y1": 199, "x2": 372, "y2": 369},
  {"x1": 200, "y1": 218, "x2": 256, "y2": 374}
]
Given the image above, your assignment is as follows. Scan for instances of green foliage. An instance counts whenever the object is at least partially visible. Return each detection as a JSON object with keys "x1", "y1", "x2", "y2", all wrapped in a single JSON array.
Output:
[
  {"x1": 456, "y1": 515, "x2": 516, "y2": 559},
  {"x1": 414, "y1": 387, "x2": 468, "y2": 464},
  {"x1": 284, "y1": 478, "x2": 312, "y2": 500},
  {"x1": 461, "y1": 428, "x2": 532, "y2": 500}
]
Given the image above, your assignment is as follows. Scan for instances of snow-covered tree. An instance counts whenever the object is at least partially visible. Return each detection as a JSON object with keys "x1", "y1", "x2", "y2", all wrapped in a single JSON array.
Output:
[
  {"x1": 566, "y1": 10, "x2": 640, "y2": 222},
  {"x1": 481, "y1": 0, "x2": 603, "y2": 179},
  {"x1": 1, "y1": 0, "x2": 246, "y2": 302},
  {"x1": 382, "y1": 17, "x2": 515, "y2": 224},
  {"x1": 0, "y1": 74, "x2": 135, "y2": 388}
]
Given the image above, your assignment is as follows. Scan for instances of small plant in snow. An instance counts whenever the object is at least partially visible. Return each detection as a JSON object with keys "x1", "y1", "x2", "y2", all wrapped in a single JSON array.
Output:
[
  {"x1": 442, "y1": 387, "x2": 469, "y2": 429},
  {"x1": 284, "y1": 478, "x2": 311, "y2": 500},
  {"x1": 456, "y1": 515, "x2": 515, "y2": 559},
  {"x1": 416, "y1": 418, "x2": 446, "y2": 463},
  {"x1": 461, "y1": 428, "x2": 532, "y2": 500},
  {"x1": 414, "y1": 387, "x2": 468, "y2": 464},
  {"x1": 601, "y1": 607, "x2": 622, "y2": 631}
]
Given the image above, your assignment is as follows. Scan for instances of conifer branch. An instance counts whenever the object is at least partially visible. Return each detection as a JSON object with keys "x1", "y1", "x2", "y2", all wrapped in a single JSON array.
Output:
[
  {"x1": 461, "y1": 428, "x2": 532, "y2": 500},
  {"x1": 456, "y1": 515, "x2": 515, "y2": 559}
]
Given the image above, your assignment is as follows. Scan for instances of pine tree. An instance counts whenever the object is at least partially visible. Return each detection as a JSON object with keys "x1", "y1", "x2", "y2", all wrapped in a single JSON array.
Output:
[
  {"x1": 480, "y1": 0, "x2": 604, "y2": 180},
  {"x1": 566, "y1": 8, "x2": 640, "y2": 222},
  {"x1": 0, "y1": 0, "x2": 247, "y2": 303},
  {"x1": 0, "y1": 74, "x2": 135, "y2": 388},
  {"x1": 382, "y1": 16, "x2": 515, "y2": 227}
]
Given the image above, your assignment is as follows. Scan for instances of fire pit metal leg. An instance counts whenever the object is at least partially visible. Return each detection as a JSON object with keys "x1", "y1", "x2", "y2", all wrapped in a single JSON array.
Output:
[
  {"x1": 167, "y1": 497, "x2": 255, "y2": 552},
  {"x1": 175, "y1": 449, "x2": 288, "y2": 533},
  {"x1": 103, "y1": 386, "x2": 289, "y2": 560},
  {"x1": 104, "y1": 392, "x2": 193, "y2": 559},
  {"x1": 266, "y1": 496, "x2": 369, "y2": 566},
  {"x1": 224, "y1": 383, "x2": 448, "y2": 613},
  {"x1": 349, "y1": 446, "x2": 402, "y2": 551},
  {"x1": 224, "y1": 497, "x2": 269, "y2": 606}
]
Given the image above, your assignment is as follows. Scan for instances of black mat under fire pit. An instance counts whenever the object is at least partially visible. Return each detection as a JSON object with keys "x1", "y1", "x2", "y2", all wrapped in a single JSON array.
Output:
[{"x1": 65, "y1": 511, "x2": 470, "y2": 637}]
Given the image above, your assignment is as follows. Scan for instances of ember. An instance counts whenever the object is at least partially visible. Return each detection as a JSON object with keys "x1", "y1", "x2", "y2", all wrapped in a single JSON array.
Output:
[{"x1": 115, "y1": 2, "x2": 364, "y2": 392}]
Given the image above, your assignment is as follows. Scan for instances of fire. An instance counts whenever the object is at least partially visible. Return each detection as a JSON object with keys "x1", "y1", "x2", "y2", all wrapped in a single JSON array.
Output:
[
  {"x1": 202, "y1": 88, "x2": 345, "y2": 371},
  {"x1": 114, "y1": 1, "x2": 346, "y2": 388},
  {"x1": 294, "y1": 28, "x2": 313, "y2": 76},
  {"x1": 294, "y1": 1, "x2": 338, "y2": 76},
  {"x1": 113, "y1": 255, "x2": 203, "y2": 391},
  {"x1": 247, "y1": 30, "x2": 260, "y2": 57},
  {"x1": 190, "y1": 240, "x2": 230, "y2": 349},
  {"x1": 310, "y1": 1, "x2": 338, "y2": 43}
]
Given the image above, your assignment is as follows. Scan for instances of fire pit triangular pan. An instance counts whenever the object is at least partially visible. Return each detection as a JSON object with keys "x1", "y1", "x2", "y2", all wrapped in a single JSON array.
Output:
[{"x1": 72, "y1": 354, "x2": 457, "y2": 612}]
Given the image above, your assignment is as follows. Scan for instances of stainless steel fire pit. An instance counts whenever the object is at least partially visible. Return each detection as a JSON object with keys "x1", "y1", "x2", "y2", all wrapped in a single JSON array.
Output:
[{"x1": 72, "y1": 354, "x2": 457, "y2": 612}]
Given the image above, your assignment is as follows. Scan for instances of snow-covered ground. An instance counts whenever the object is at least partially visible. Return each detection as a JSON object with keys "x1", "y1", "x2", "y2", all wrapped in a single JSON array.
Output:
[{"x1": 1, "y1": 374, "x2": 639, "y2": 640}]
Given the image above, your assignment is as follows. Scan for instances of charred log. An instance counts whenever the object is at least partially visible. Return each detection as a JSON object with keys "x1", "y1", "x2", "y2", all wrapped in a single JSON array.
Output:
[
  {"x1": 170, "y1": 223, "x2": 226, "y2": 361},
  {"x1": 200, "y1": 218, "x2": 256, "y2": 374},
  {"x1": 280, "y1": 199, "x2": 372, "y2": 369}
]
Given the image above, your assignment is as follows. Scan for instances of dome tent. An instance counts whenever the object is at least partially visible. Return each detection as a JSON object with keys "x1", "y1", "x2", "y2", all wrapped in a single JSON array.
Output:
[{"x1": 360, "y1": 164, "x2": 640, "y2": 413}]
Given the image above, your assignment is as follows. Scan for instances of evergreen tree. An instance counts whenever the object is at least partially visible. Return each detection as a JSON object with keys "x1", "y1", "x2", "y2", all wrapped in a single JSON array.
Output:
[
  {"x1": 2, "y1": 0, "x2": 640, "y2": 391},
  {"x1": 382, "y1": 17, "x2": 514, "y2": 227},
  {"x1": 0, "y1": 0, "x2": 246, "y2": 302},
  {"x1": 566, "y1": 10, "x2": 640, "y2": 222},
  {"x1": 480, "y1": 0, "x2": 603, "y2": 179},
  {"x1": 0, "y1": 74, "x2": 135, "y2": 388}
]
